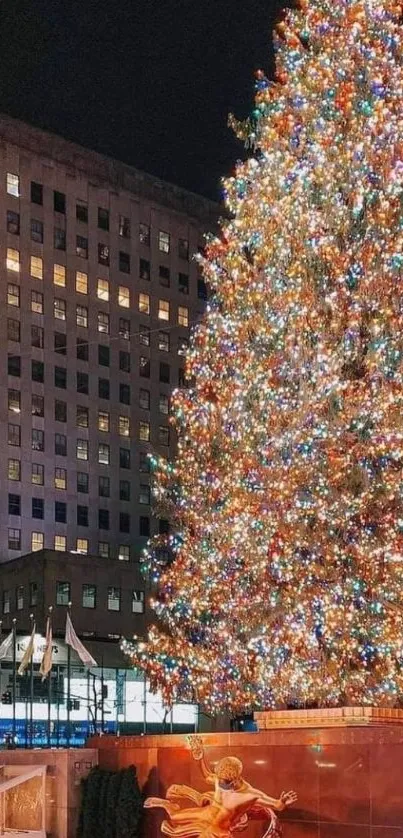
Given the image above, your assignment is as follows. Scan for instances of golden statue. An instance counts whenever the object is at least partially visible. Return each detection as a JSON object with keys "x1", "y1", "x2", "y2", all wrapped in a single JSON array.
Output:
[{"x1": 145, "y1": 735, "x2": 297, "y2": 838}]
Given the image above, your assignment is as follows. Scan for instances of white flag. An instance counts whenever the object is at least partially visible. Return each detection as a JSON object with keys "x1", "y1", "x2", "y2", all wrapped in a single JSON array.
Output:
[
  {"x1": 0, "y1": 630, "x2": 13, "y2": 661},
  {"x1": 39, "y1": 617, "x2": 53, "y2": 680},
  {"x1": 65, "y1": 613, "x2": 97, "y2": 667},
  {"x1": 18, "y1": 624, "x2": 36, "y2": 675}
]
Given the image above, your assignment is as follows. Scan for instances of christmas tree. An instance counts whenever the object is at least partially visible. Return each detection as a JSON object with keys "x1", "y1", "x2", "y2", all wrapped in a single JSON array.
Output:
[{"x1": 124, "y1": 0, "x2": 403, "y2": 713}]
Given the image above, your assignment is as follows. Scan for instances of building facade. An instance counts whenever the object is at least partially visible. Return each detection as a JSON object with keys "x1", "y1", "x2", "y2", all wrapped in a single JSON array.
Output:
[{"x1": 0, "y1": 113, "x2": 218, "y2": 563}]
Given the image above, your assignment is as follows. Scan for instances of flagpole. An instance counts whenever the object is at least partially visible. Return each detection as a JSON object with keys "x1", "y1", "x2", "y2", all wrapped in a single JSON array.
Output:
[
  {"x1": 47, "y1": 607, "x2": 53, "y2": 748},
  {"x1": 29, "y1": 614, "x2": 34, "y2": 748},
  {"x1": 67, "y1": 602, "x2": 71, "y2": 748},
  {"x1": 12, "y1": 619, "x2": 16, "y2": 746}
]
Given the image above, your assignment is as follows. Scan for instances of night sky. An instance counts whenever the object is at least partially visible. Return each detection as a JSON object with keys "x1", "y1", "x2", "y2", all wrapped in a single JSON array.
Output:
[{"x1": 0, "y1": 0, "x2": 281, "y2": 200}]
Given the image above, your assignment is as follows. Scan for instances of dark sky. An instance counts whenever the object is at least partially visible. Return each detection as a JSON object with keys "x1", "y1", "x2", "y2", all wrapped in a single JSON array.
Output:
[{"x1": 0, "y1": 0, "x2": 280, "y2": 201}]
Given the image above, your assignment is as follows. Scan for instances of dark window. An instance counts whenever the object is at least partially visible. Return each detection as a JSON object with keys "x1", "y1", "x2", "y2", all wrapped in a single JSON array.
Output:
[
  {"x1": 76, "y1": 405, "x2": 89, "y2": 427},
  {"x1": 179, "y1": 273, "x2": 189, "y2": 294},
  {"x1": 55, "y1": 400, "x2": 67, "y2": 422},
  {"x1": 54, "y1": 332, "x2": 67, "y2": 355},
  {"x1": 8, "y1": 355, "x2": 21, "y2": 377},
  {"x1": 139, "y1": 515, "x2": 150, "y2": 537},
  {"x1": 32, "y1": 497, "x2": 44, "y2": 519},
  {"x1": 30, "y1": 582, "x2": 38, "y2": 606},
  {"x1": 77, "y1": 371, "x2": 89, "y2": 394},
  {"x1": 139, "y1": 325, "x2": 150, "y2": 347},
  {"x1": 32, "y1": 394, "x2": 44, "y2": 417},
  {"x1": 76, "y1": 235, "x2": 88, "y2": 258},
  {"x1": 31, "y1": 219, "x2": 43, "y2": 243},
  {"x1": 55, "y1": 501, "x2": 67, "y2": 523},
  {"x1": 76, "y1": 202, "x2": 88, "y2": 223},
  {"x1": 8, "y1": 388, "x2": 20, "y2": 413},
  {"x1": 139, "y1": 258, "x2": 150, "y2": 280},
  {"x1": 8, "y1": 424, "x2": 21, "y2": 447},
  {"x1": 56, "y1": 581, "x2": 70, "y2": 606},
  {"x1": 31, "y1": 360, "x2": 44, "y2": 382},
  {"x1": 7, "y1": 210, "x2": 20, "y2": 235},
  {"x1": 98, "y1": 378, "x2": 110, "y2": 400},
  {"x1": 77, "y1": 505, "x2": 88, "y2": 527},
  {"x1": 119, "y1": 215, "x2": 130, "y2": 238},
  {"x1": 119, "y1": 512, "x2": 130, "y2": 533},
  {"x1": 119, "y1": 480, "x2": 130, "y2": 501},
  {"x1": 159, "y1": 425, "x2": 170, "y2": 446},
  {"x1": 139, "y1": 223, "x2": 150, "y2": 246},
  {"x1": 55, "y1": 433, "x2": 67, "y2": 456},
  {"x1": 159, "y1": 518, "x2": 170, "y2": 534},
  {"x1": 158, "y1": 331, "x2": 170, "y2": 352},
  {"x1": 31, "y1": 325, "x2": 44, "y2": 348},
  {"x1": 8, "y1": 493, "x2": 20, "y2": 515},
  {"x1": 32, "y1": 429, "x2": 44, "y2": 451},
  {"x1": 178, "y1": 336, "x2": 189, "y2": 356},
  {"x1": 139, "y1": 357, "x2": 150, "y2": 378},
  {"x1": 77, "y1": 338, "x2": 89, "y2": 362},
  {"x1": 159, "y1": 362, "x2": 170, "y2": 383},
  {"x1": 178, "y1": 367, "x2": 187, "y2": 387},
  {"x1": 99, "y1": 476, "x2": 110, "y2": 498},
  {"x1": 77, "y1": 472, "x2": 89, "y2": 493},
  {"x1": 139, "y1": 388, "x2": 150, "y2": 410},
  {"x1": 119, "y1": 383, "x2": 130, "y2": 405},
  {"x1": 55, "y1": 366, "x2": 67, "y2": 389},
  {"x1": 120, "y1": 448, "x2": 131, "y2": 469},
  {"x1": 98, "y1": 243, "x2": 109, "y2": 265},
  {"x1": 119, "y1": 318, "x2": 130, "y2": 340},
  {"x1": 98, "y1": 345, "x2": 110, "y2": 366},
  {"x1": 8, "y1": 319, "x2": 20, "y2": 342},
  {"x1": 54, "y1": 191, "x2": 66, "y2": 213},
  {"x1": 31, "y1": 182, "x2": 43, "y2": 205},
  {"x1": 119, "y1": 351, "x2": 130, "y2": 373},
  {"x1": 139, "y1": 484, "x2": 151, "y2": 505},
  {"x1": 54, "y1": 227, "x2": 66, "y2": 250},
  {"x1": 198, "y1": 278, "x2": 208, "y2": 299},
  {"x1": 159, "y1": 265, "x2": 170, "y2": 287},
  {"x1": 139, "y1": 451, "x2": 150, "y2": 473},
  {"x1": 178, "y1": 238, "x2": 189, "y2": 260},
  {"x1": 119, "y1": 251, "x2": 130, "y2": 273},
  {"x1": 98, "y1": 509, "x2": 109, "y2": 530},
  {"x1": 98, "y1": 207, "x2": 109, "y2": 231}
]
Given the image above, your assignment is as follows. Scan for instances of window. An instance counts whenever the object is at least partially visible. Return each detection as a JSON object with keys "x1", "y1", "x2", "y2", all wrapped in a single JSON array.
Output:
[
  {"x1": 119, "y1": 383, "x2": 130, "y2": 405},
  {"x1": 159, "y1": 426, "x2": 170, "y2": 446},
  {"x1": 76, "y1": 270, "x2": 88, "y2": 294},
  {"x1": 119, "y1": 317, "x2": 130, "y2": 340},
  {"x1": 118, "y1": 284, "x2": 130, "y2": 306},
  {"x1": 32, "y1": 325, "x2": 44, "y2": 348},
  {"x1": 139, "y1": 325, "x2": 150, "y2": 346},
  {"x1": 98, "y1": 541, "x2": 110, "y2": 559},
  {"x1": 77, "y1": 338, "x2": 89, "y2": 361},
  {"x1": 139, "y1": 388, "x2": 150, "y2": 410},
  {"x1": 98, "y1": 378, "x2": 110, "y2": 399},
  {"x1": 98, "y1": 410, "x2": 110, "y2": 432},
  {"x1": 56, "y1": 581, "x2": 70, "y2": 606},
  {"x1": 30, "y1": 582, "x2": 38, "y2": 606},
  {"x1": 198, "y1": 277, "x2": 208, "y2": 299},
  {"x1": 118, "y1": 545, "x2": 130, "y2": 562},
  {"x1": 119, "y1": 252, "x2": 130, "y2": 274},
  {"x1": 7, "y1": 248, "x2": 20, "y2": 272},
  {"x1": 3, "y1": 590, "x2": 11, "y2": 613},
  {"x1": 8, "y1": 424, "x2": 21, "y2": 447},
  {"x1": 120, "y1": 480, "x2": 130, "y2": 501},
  {"x1": 53, "y1": 264, "x2": 66, "y2": 287},
  {"x1": 120, "y1": 512, "x2": 130, "y2": 533},
  {"x1": 55, "y1": 433, "x2": 67, "y2": 456},
  {"x1": 77, "y1": 371, "x2": 89, "y2": 394},
  {"x1": 98, "y1": 243, "x2": 109, "y2": 265},
  {"x1": 83, "y1": 584, "x2": 96, "y2": 609},
  {"x1": 139, "y1": 223, "x2": 150, "y2": 246},
  {"x1": 31, "y1": 181, "x2": 43, "y2": 204},
  {"x1": 119, "y1": 351, "x2": 130, "y2": 373},
  {"x1": 99, "y1": 476, "x2": 110, "y2": 497},
  {"x1": 159, "y1": 362, "x2": 170, "y2": 383},
  {"x1": 31, "y1": 220, "x2": 43, "y2": 244},
  {"x1": 98, "y1": 345, "x2": 110, "y2": 366},
  {"x1": 15, "y1": 586, "x2": 24, "y2": 611},
  {"x1": 108, "y1": 587, "x2": 121, "y2": 611},
  {"x1": 76, "y1": 405, "x2": 89, "y2": 428},
  {"x1": 116, "y1": 212, "x2": 131, "y2": 238},
  {"x1": 139, "y1": 293, "x2": 150, "y2": 314},
  {"x1": 7, "y1": 284, "x2": 19, "y2": 307},
  {"x1": 31, "y1": 290, "x2": 44, "y2": 314},
  {"x1": 8, "y1": 318, "x2": 20, "y2": 342},
  {"x1": 77, "y1": 439, "x2": 88, "y2": 461},
  {"x1": 8, "y1": 355, "x2": 21, "y2": 377},
  {"x1": 178, "y1": 336, "x2": 189, "y2": 355},
  {"x1": 7, "y1": 210, "x2": 20, "y2": 234},
  {"x1": 139, "y1": 356, "x2": 150, "y2": 378},
  {"x1": 99, "y1": 509, "x2": 109, "y2": 530},
  {"x1": 8, "y1": 458, "x2": 20, "y2": 481},
  {"x1": 139, "y1": 451, "x2": 150, "y2": 473},
  {"x1": 98, "y1": 311, "x2": 109, "y2": 334},
  {"x1": 139, "y1": 257, "x2": 150, "y2": 280},
  {"x1": 77, "y1": 505, "x2": 88, "y2": 527},
  {"x1": 98, "y1": 443, "x2": 110, "y2": 465},
  {"x1": 159, "y1": 394, "x2": 169, "y2": 414},
  {"x1": 179, "y1": 272, "x2": 189, "y2": 294},
  {"x1": 8, "y1": 529, "x2": 20, "y2": 551},
  {"x1": 132, "y1": 590, "x2": 145, "y2": 613},
  {"x1": 159, "y1": 265, "x2": 170, "y2": 287},
  {"x1": 55, "y1": 468, "x2": 67, "y2": 490},
  {"x1": 8, "y1": 493, "x2": 21, "y2": 515},
  {"x1": 76, "y1": 235, "x2": 88, "y2": 258},
  {"x1": 159, "y1": 518, "x2": 170, "y2": 534},
  {"x1": 119, "y1": 415, "x2": 130, "y2": 437},
  {"x1": 158, "y1": 299, "x2": 170, "y2": 321},
  {"x1": 76, "y1": 201, "x2": 88, "y2": 223},
  {"x1": 54, "y1": 228, "x2": 66, "y2": 250},
  {"x1": 32, "y1": 497, "x2": 44, "y2": 519},
  {"x1": 76, "y1": 305, "x2": 88, "y2": 327},
  {"x1": 55, "y1": 366, "x2": 67, "y2": 389},
  {"x1": 119, "y1": 448, "x2": 131, "y2": 469},
  {"x1": 178, "y1": 367, "x2": 187, "y2": 387},
  {"x1": 77, "y1": 472, "x2": 88, "y2": 493},
  {"x1": 32, "y1": 394, "x2": 44, "y2": 417},
  {"x1": 55, "y1": 501, "x2": 67, "y2": 523},
  {"x1": 54, "y1": 298, "x2": 66, "y2": 320},
  {"x1": 76, "y1": 538, "x2": 88, "y2": 555},
  {"x1": 97, "y1": 277, "x2": 109, "y2": 300},
  {"x1": 32, "y1": 429, "x2": 44, "y2": 451},
  {"x1": 54, "y1": 535, "x2": 67, "y2": 552},
  {"x1": 178, "y1": 305, "x2": 189, "y2": 327},
  {"x1": 31, "y1": 360, "x2": 44, "y2": 382},
  {"x1": 158, "y1": 331, "x2": 170, "y2": 352},
  {"x1": 98, "y1": 207, "x2": 109, "y2": 231},
  {"x1": 179, "y1": 238, "x2": 189, "y2": 260},
  {"x1": 7, "y1": 173, "x2": 20, "y2": 197},
  {"x1": 159, "y1": 230, "x2": 170, "y2": 253},
  {"x1": 139, "y1": 484, "x2": 151, "y2": 505},
  {"x1": 54, "y1": 190, "x2": 66, "y2": 213},
  {"x1": 8, "y1": 389, "x2": 20, "y2": 413},
  {"x1": 54, "y1": 332, "x2": 67, "y2": 356},
  {"x1": 139, "y1": 421, "x2": 150, "y2": 442}
]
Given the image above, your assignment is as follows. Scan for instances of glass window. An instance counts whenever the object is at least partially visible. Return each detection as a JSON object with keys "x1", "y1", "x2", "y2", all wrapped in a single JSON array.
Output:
[
  {"x1": 16, "y1": 585, "x2": 24, "y2": 611},
  {"x1": 7, "y1": 210, "x2": 20, "y2": 234},
  {"x1": 8, "y1": 493, "x2": 20, "y2": 515},
  {"x1": 54, "y1": 535, "x2": 66, "y2": 552},
  {"x1": 32, "y1": 394, "x2": 44, "y2": 416},
  {"x1": 54, "y1": 227, "x2": 66, "y2": 250},
  {"x1": 158, "y1": 299, "x2": 170, "y2": 321},
  {"x1": 120, "y1": 480, "x2": 130, "y2": 501},
  {"x1": 56, "y1": 581, "x2": 70, "y2": 606},
  {"x1": 31, "y1": 181, "x2": 43, "y2": 205},
  {"x1": 139, "y1": 356, "x2": 150, "y2": 378},
  {"x1": 120, "y1": 512, "x2": 130, "y2": 533},
  {"x1": 76, "y1": 305, "x2": 88, "y2": 328},
  {"x1": 178, "y1": 336, "x2": 189, "y2": 355},
  {"x1": 119, "y1": 448, "x2": 131, "y2": 469},
  {"x1": 139, "y1": 293, "x2": 150, "y2": 314},
  {"x1": 97, "y1": 278, "x2": 109, "y2": 300},
  {"x1": 77, "y1": 439, "x2": 88, "y2": 460},
  {"x1": 179, "y1": 272, "x2": 189, "y2": 294},
  {"x1": 31, "y1": 255, "x2": 43, "y2": 280},
  {"x1": 55, "y1": 433, "x2": 67, "y2": 456},
  {"x1": 30, "y1": 582, "x2": 38, "y2": 606},
  {"x1": 32, "y1": 325, "x2": 44, "y2": 348},
  {"x1": 31, "y1": 290, "x2": 43, "y2": 314},
  {"x1": 99, "y1": 509, "x2": 109, "y2": 530},
  {"x1": 76, "y1": 235, "x2": 88, "y2": 258},
  {"x1": 8, "y1": 424, "x2": 21, "y2": 447},
  {"x1": 76, "y1": 201, "x2": 88, "y2": 223},
  {"x1": 32, "y1": 429, "x2": 44, "y2": 451},
  {"x1": 31, "y1": 219, "x2": 43, "y2": 243},
  {"x1": 98, "y1": 378, "x2": 110, "y2": 399},
  {"x1": 159, "y1": 425, "x2": 170, "y2": 446},
  {"x1": 54, "y1": 298, "x2": 66, "y2": 320},
  {"x1": 54, "y1": 366, "x2": 67, "y2": 389},
  {"x1": 98, "y1": 410, "x2": 110, "y2": 432},
  {"x1": 55, "y1": 468, "x2": 67, "y2": 490},
  {"x1": 119, "y1": 415, "x2": 130, "y2": 437},
  {"x1": 8, "y1": 458, "x2": 20, "y2": 481},
  {"x1": 8, "y1": 318, "x2": 20, "y2": 342},
  {"x1": 119, "y1": 252, "x2": 130, "y2": 274},
  {"x1": 7, "y1": 284, "x2": 20, "y2": 307},
  {"x1": 139, "y1": 421, "x2": 150, "y2": 442},
  {"x1": 139, "y1": 451, "x2": 150, "y2": 473},
  {"x1": 119, "y1": 351, "x2": 130, "y2": 373},
  {"x1": 118, "y1": 545, "x2": 130, "y2": 562},
  {"x1": 159, "y1": 265, "x2": 170, "y2": 287},
  {"x1": 98, "y1": 443, "x2": 110, "y2": 465},
  {"x1": 119, "y1": 383, "x2": 130, "y2": 405},
  {"x1": 98, "y1": 243, "x2": 109, "y2": 265},
  {"x1": 98, "y1": 541, "x2": 110, "y2": 558},
  {"x1": 178, "y1": 367, "x2": 187, "y2": 387},
  {"x1": 108, "y1": 587, "x2": 121, "y2": 611},
  {"x1": 77, "y1": 472, "x2": 88, "y2": 493},
  {"x1": 3, "y1": 590, "x2": 11, "y2": 613},
  {"x1": 139, "y1": 325, "x2": 150, "y2": 346},
  {"x1": 158, "y1": 331, "x2": 170, "y2": 352},
  {"x1": 83, "y1": 584, "x2": 96, "y2": 609},
  {"x1": 160, "y1": 362, "x2": 170, "y2": 383},
  {"x1": 178, "y1": 305, "x2": 189, "y2": 327},
  {"x1": 54, "y1": 190, "x2": 66, "y2": 213},
  {"x1": 139, "y1": 223, "x2": 150, "y2": 246},
  {"x1": 98, "y1": 207, "x2": 109, "y2": 231},
  {"x1": 55, "y1": 501, "x2": 67, "y2": 523},
  {"x1": 139, "y1": 484, "x2": 151, "y2": 505},
  {"x1": 32, "y1": 497, "x2": 44, "y2": 519},
  {"x1": 139, "y1": 257, "x2": 150, "y2": 280},
  {"x1": 119, "y1": 215, "x2": 130, "y2": 238},
  {"x1": 76, "y1": 270, "x2": 88, "y2": 294},
  {"x1": 54, "y1": 332, "x2": 67, "y2": 356},
  {"x1": 99, "y1": 476, "x2": 110, "y2": 497},
  {"x1": 76, "y1": 405, "x2": 89, "y2": 428},
  {"x1": 119, "y1": 317, "x2": 130, "y2": 340},
  {"x1": 77, "y1": 338, "x2": 89, "y2": 361},
  {"x1": 118, "y1": 285, "x2": 130, "y2": 307},
  {"x1": 53, "y1": 264, "x2": 66, "y2": 287},
  {"x1": 8, "y1": 389, "x2": 20, "y2": 413},
  {"x1": 98, "y1": 312, "x2": 109, "y2": 334},
  {"x1": 98, "y1": 345, "x2": 110, "y2": 366},
  {"x1": 31, "y1": 531, "x2": 44, "y2": 552},
  {"x1": 7, "y1": 248, "x2": 20, "y2": 272},
  {"x1": 76, "y1": 538, "x2": 88, "y2": 555},
  {"x1": 77, "y1": 505, "x2": 88, "y2": 527},
  {"x1": 159, "y1": 230, "x2": 170, "y2": 253},
  {"x1": 179, "y1": 238, "x2": 189, "y2": 260},
  {"x1": 7, "y1": 173, "x2": 20, "y2": 197},
  {"x1": 8, "y1": 355, "x2": 21, "y2": 377},
  {"x1": 8, "y1": 529, "x2": 20, "y2": 551},
  {"x1": 198, "y1": 277, "x2": 208, "y2": 299},
  {"x1": 139, "y1": 388, "x2": 150, "y2": 410},
  {"x1": 132, "y1": 590, "x2": 145, "y2": 613},
  {"x1": 159, "y1": 393, "x2": 169, "y2": 414}
]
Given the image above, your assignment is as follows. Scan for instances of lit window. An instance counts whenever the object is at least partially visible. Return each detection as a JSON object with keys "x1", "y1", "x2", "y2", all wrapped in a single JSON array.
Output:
[
  {"x1": 178, "y1": 305, "x2": 189, "y2": 327},
  {"x1": 98, "y1": 541, "x2": 110, "y2": 558},
  {"x1": 139, "y1": 421, "x2": 150, "y2": 442},
  {"x1": 54, "y1": 535, "x2": 66, "y2": 552},
  {"x1": 139, "y1": 484, "x2": 151, "y2": 505},
  {"x1": 159, "y1": 230, "x2": 170, "y2": 253},
  {"x1": 178, "y1": 336, "x2": 189, "y2": 355},
  {"x1": 119, "y1": 215, "x2": 130, "y2": 238},
  {"x1": 7, "y1": 248, "x2": 20, "y2": 272},
  {"x1": 159, "y1": 394, "x2": 169, "y2": 414},
  {"x1": 119, "y1": 415, "x2": 130, "y2": 437},
  {"x1": 158, "y1": 331, "x2": 170, "y2": 352},
  {"x1": 77, "y1": 439, "x2": 89, "y2": 461},
  {"x1": 53, "y1": 264, "x2": 66, "y2": 287},
  {"x1": 7, "y1": 284, "x2": 19, "y2": 307},
  {"x1": 55, "y1": 468, "x2": 67, "y2": 490},
  {"x1": 8, "y1": 389, "x2": 20, "y2": 413},
  {"x1": 31, "y1": 290, "x2": 44, "y2": 314},
  {"x1": 132, "y1": 590, "x2": 145, "y2": 614},
  {"x1": 139, "y1": 293, "x2": 150, "y2": 314},
  {"x1": 178, "y1": 238, "x2": 189, "y2": 260},
  {"x1": 98, "y1": 311, "x2": 109, "y2": 334},
  {"x1": 31, "y1": 531, "x2": 44, "y2": 552},
  {"x1": 98, "y1": 411, "x2": 110, "y2": 432},
  {"x1": 8, "y1": 458, "x2": 20, "y2": 480},
  {"x1": 159, "y1": 425, "x2": 170, "y2": 446},
  {"x1": 76, "y1": 305, "x2": 88, "y2": 328},
  {"x1": 158, "y1": 299, "x2": 170, "y2": 321},
  {"x1": 7, "y1": 173, "x2": 20, "y2": 197},
  {"x1": 97, "y1": 278, "x2": 109, "y2": 301},
  {"x1": 98, "y1": 443, "x2": 110, "y2": 465},
  {"x1": 108, "y1": 587, "x2": 121, "y2": 611},
  {"x1": 139, "y1": 223, "x2": 150, "y2": 246},
  {"x1": 56, "y1": 581, "x2": 70, "y2": 605},
  {"x1": 30, "y1": 256, "x2": 43, "y2": 280},
  {"x1": 76, "y1": 538, "x2": 88, "y2": 555},
  {"x1": 82, "y1": 584, "x2": 96, "y2": 609},
  {"x1": 3, "y1": 590, "x2": 11, "y2": 613},
  {"x1": 54, "y1": 298, "x2": 66, "y2": 320},
  {"x1": 8, "y1": 529, "x2": 20, "y2": 551},
  {"x1": 32, "y1": 463, "x2": 44, "y2": 486},
  {"x1": 118, "y1": 545, "x2": 130, "y2": 562},
  {"x1": 76, "y1": 270, "x2": 88, "y2": 294},
  {"x1": 118, "y1": 285, "x2": 130, "y2": 308}
]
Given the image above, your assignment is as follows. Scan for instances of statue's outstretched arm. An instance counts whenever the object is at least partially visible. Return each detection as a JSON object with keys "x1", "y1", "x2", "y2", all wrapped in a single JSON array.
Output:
[
  {"x1": 249, "y1": 788, "x2": 297, "y2": 812},
  {"x1": 187, "y1": 735, "x2": 216, "y2": 784}
]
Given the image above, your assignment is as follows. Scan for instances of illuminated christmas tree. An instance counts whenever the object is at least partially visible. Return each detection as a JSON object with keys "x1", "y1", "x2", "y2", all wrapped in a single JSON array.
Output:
[{"x1": 124, "y1": 0, "x2": 403, "y2": 713}]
